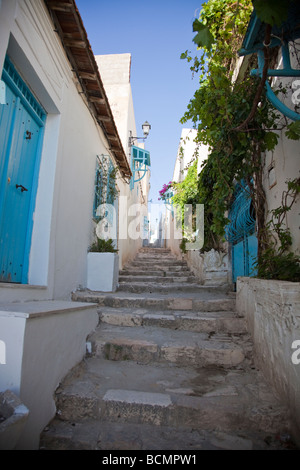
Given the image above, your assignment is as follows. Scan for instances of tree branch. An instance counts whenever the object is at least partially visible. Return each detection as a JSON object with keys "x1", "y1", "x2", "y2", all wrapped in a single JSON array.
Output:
[{"x1": 233, "y1": 24, "x2": 272, "y2": 131}]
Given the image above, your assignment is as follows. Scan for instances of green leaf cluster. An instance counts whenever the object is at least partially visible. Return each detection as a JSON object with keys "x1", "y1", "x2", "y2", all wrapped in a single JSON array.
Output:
[
  {"x1": 257, "y1": 178, "x2": 300, "y2": 281},
  {"x1": 253, "y1": 0, "x2": 290, "y2": 27},
  {"x1": 178, "y1": 0, "x2": 300, "y2": 279},
  {"x1": 89, "y1": 237, "x2": 118, "y2": 253}
]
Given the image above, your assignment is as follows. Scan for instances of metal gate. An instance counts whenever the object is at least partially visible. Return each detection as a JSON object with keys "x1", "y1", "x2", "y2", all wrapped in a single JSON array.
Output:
[
  {"x1": 225, "y1": 182, "x2": 258, "y2": 283},
  {"x1": 0, "y1": 57, "x2": 46, "y2": 283}
]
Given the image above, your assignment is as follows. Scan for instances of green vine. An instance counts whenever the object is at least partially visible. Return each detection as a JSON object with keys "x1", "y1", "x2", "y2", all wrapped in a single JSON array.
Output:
[
  {"x1": 93, "y1": 155, "x2": 119, "y2": 223},
  {"x1": 257, "y1": 178, "x2": 300, "y2": 281},
  {"x1": 176, "y1": 0, "x2": 300, "y2": 280}
]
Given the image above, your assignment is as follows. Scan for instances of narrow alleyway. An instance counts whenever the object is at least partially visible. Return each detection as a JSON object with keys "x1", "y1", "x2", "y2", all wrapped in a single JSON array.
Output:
[{"x1": 40, "y1": 247, "x2": 294, "y2": 450}]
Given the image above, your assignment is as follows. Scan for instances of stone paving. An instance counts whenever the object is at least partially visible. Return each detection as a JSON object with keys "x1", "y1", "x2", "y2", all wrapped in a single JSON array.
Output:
[{"x1": 40, "y1": 247, "x2": 296, "y2": 450}]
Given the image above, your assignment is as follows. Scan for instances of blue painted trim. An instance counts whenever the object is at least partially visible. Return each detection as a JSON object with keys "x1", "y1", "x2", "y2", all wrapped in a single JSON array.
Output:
[
  {"x1": 1, "y1": 56, "x2": 46, "y2": 284},
  {"x1": 251, "y1": 68, "x2": 300, "y2": 78},
  {"x1": 255, "y1": 49, "x2": 300, "y2": 121},
  {"x1": 130, "y1": 147, "x2": 134, "y2": 190},
  {"x1": 250, "y1": 47, "x2": 300, "y2": 78},
  {"x1": 2, "y1": 58, "x2": 46, "y2": 126},
  {"x1": 265, "y1": 81, "x2": 300, "y2": 121},
  {"x1": 241, "y1": 14, "x2": 262, "y2": 53},
  {"x1": 240, "y1": 4, "x2": 300, "y2": 57},
  {"x1": 225, "y1": 181, "x2": 256, "y2": 244},
  {"x1": 132, "y1": 167, "x2": 147, "y2": 184},
  {"x1": 21, "y1": 121, "x2": 46, "y2": 284},
  {"x1": 0, "y1": 96, "x2": 20, "y2": 218},
  {"x1": 130, "y1": 145, "x2": 150, "y2": 190}
]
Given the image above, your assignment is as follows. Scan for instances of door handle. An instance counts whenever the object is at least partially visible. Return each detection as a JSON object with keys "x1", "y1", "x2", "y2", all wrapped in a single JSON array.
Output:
[{"x1": 16, "y1": 184, "x2": 28, "y2": 193}]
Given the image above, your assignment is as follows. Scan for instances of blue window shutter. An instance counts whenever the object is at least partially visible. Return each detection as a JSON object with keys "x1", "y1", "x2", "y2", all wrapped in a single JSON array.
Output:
[
  {"x1": 131, "y1": 145, "x2": 151, "y2": 166},
  {"x1": 130, "y1": 145, "x2": 150, "y2": 190}
]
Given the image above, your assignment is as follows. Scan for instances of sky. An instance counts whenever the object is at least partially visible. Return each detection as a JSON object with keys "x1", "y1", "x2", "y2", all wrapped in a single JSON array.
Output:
[{"x1": 76, "y1": 0, "x2": 204, "y2": 205}]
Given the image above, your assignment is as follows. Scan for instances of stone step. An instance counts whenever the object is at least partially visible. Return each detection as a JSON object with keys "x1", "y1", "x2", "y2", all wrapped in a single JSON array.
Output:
[
  {"x1": 119, "y1": 269, "x2": 191, "y2": 277},
  {"x1": 72, "y1": 290, "x2": 236, "y2": 312},
  {"x1": 135, "y1": 253, "x2": 179, "y2": 259},
  {"x1": 139, "y1": 248, "x2": 172, "y2": 254},
  {"x1": 130, "y1": 260, "x2": 188, "y2": 268},
  {"x1": 41, "y1": 419, "x2": 281, "y2": 450},
  {"x1": 40, "y1": 358, "x2": 290, "y2": 449},
  {"x1": 118, "y1": 275, "x2": 196, "y2": 283},
  {"x1": 89, "y1": 324, "x2": 249, "y2": 368},
  {"x1": 39, "y1": 248, "x2": 295, "y2": 451},
  {"x1": 97, "y1": 306, "x2": 247, "y2": 334},
  {"x1": 117, "y1": 282, "x2": 204, "y2": 294}
]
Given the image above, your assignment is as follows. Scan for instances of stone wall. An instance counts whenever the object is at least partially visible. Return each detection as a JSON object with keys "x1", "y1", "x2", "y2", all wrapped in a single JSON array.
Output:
[
  {"x1": 186, "y1": 249, "x2": 231, "y2": 287},
  {"x1": 236, "y1": 277, "x2": 300, "y2": 444},
  {"x1": 0, "y1": 302, "x2": 98, "y2": 449}
]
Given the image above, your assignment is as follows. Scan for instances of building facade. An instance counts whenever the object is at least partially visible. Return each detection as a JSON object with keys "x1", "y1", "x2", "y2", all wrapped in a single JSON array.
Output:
[{"x1": 0, "y1": 0, "x2": 150, "y2": 448}]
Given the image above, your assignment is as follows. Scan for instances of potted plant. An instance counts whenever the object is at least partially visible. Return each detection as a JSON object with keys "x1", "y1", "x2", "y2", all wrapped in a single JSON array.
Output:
[{"x1": 87, "y1": 237, "x2": 119, "y2": 292}]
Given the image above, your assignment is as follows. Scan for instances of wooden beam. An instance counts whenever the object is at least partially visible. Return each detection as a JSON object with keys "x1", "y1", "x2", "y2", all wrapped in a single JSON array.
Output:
[
  {"x1": 97, "y1": 115, "x2": 111, "y2": 122},
  {"x1": 88, "y1": 96, "x2": 106, "y2": 104},
  {"x1": 78, "y1": 71, "x2": 97, "y2": 80},
  {"x1": 64, "y1": 39, "x2": 86, "y2": 48},
  {"x1": 106, "y1": 134, "x2": 119, "y2": 141},
  {"x1": 47, "y1": 1, "x2": 73, "y2": 11}
]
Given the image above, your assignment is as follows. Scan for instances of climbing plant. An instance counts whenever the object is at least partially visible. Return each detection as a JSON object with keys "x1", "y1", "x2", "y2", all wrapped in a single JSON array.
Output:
[
  {"x1": 176, "y1": 0, "x2": 300, "y2": 280},
  {"x1": 257, "y1": 177, "x2": 300, "y2": 281},
  {"x1": 93, "y1": 154, "x2": 118, "y2": 223}
]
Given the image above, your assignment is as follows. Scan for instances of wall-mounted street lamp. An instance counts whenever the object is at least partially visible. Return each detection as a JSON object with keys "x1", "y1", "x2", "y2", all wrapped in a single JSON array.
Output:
[
  {"x1": 129, "y1": 121, "x2": 151, "y2": 190},
  {"x1": 128, "y1": 121, "x2": 151, "y2": 147}
]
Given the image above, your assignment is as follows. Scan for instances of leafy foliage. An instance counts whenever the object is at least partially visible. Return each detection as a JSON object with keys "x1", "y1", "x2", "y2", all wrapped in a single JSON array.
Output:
[
  {"x1": 285, "y1": 121, "x2": 300, "y2": 140},
  {"x1": 253, "y1": 0, "x2": 290, "y2": 27},
  {"x1": 257, "y1": 178, "x2": 300, "y2": 281},
  {"x1": 172, "y1": 161, "x2": 199, "y2": 209},
  {"x1": 178, "y1": 0, "x2": 300, "y2": 279},
  {"x1": 89, "y1": 237, "x2": 118, "y2": 253},
  {"x1": 192, "y1": 18, "x2": 215, "y2": 50}
]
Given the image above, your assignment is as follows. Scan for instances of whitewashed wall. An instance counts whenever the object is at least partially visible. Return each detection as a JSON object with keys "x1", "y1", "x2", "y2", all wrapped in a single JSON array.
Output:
[
  {"x1": 0, "y1": 0, "x2": 124, "y2": 300},
  {"x1": 0, "y1": 303, "x2": 98, "y2": 449},
  {"x1": 263, "y1": 132, "x2": 300, "y2": 254},
  {"x1": 95, "y1": 54, "x2": 150, "y2": 269},
  {"x1": 237, "y1": 277, "x2": 300, "y2": 445}
]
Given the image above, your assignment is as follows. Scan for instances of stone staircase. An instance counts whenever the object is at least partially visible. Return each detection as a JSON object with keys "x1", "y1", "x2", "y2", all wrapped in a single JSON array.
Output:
[{"x1": 40, "y1": 247, "x2": 293, "y2": 450}]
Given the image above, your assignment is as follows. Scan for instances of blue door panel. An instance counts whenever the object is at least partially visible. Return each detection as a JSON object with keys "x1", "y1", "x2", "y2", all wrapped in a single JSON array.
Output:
[
  {"x1": 0, "y1": 87, "x2": 17, "y2": 202},
  {"x1": 226, "y1": 182, "x2": 258, "y2": 284},
  {"x1": 232, "y1": 240, "x2": 245, "y2": 283},
  {"x1": 247, "y1": 233, "x2": 258, "y2": 277},
  {"x1": 0, "y1": 58, "x2": 45, "y2": 283}
]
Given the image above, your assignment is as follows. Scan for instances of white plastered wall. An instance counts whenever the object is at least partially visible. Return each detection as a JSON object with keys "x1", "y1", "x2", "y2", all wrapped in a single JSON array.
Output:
[
  {"x1": 263, "y1": 43, "x2": 300, "y2": 255},
  {"x1": 95, "y1": 54, "x2": 150, "y2": 269},
  {"x1": 0, "y1": 0, "x2": 117, "y2": 300}
]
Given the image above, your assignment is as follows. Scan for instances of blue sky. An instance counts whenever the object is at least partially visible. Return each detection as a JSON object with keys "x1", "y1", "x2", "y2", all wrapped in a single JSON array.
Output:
[{"x1": 76, "y1": 0, "x2": 203, "y2": 203}]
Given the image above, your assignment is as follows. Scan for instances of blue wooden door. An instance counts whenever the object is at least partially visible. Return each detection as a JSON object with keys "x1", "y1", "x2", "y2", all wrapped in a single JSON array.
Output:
[
  {"x1": 225, "y1": 182, "x2": 258, "y2": 284},
  {"x1": 232, "y1": 239, "x2": 245, "y2": 281},
  {"x1": 232, "y1": 234, "x2": 258, "y2": 283},
  {"x1": 0, "y1": 58, "x2": 46, "y2": 283}
]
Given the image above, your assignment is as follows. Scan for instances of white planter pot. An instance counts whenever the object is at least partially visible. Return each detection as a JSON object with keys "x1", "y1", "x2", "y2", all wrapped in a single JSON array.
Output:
[{"x1": 87, "y1": 252, "x2": 119, "y2": 292}]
